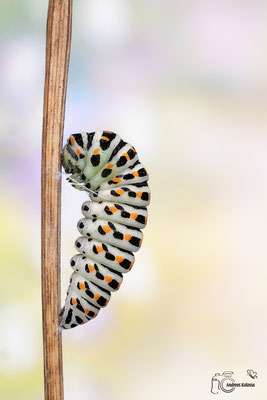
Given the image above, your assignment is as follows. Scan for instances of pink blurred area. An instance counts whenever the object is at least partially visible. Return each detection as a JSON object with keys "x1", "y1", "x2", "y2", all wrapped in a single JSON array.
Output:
[{"x1": 1, "y1": 1, "x2": 267, "y2": 399}]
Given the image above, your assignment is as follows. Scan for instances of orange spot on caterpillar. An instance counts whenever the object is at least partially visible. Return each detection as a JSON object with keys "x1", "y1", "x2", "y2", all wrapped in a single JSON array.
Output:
[
  {"x1": 139, "y1": 239, "x2": 143, "y2": 247},
  {"x1": 130, "y1": 146, "x2": 136, "y2": 152},
  {"x1": 104, "y1": 130, "x2": 112, "y2": 134},
  {"x1": 79, "y1": 282, "x2": 85, "y2": 290},
  {"x1": 89, "y1": 264, "x2": 95, "y2": 272},
  {"x1": 130, "y1": 213, "x2": 138, "y2": 220},
  {"x1": 145, "y1": 217, "x2": 148, "y2": 224},
  {"x1": 124, "y1": 234, "x2": 132, "y2": 241},
  {"x1": 70, "y1": 136, "x2": 75, "y2": 144},
  {"x1": 105, "y1": 276, "x2": 112, "y2": 283},
  {"x1": 96, "y1": 245, "x2": 103, "y2": 253},
  {"x1": 117, "y1": 282, "x2": 121, "y2": 289},
  {"x1": 93, "y1": 148, "x2": 100, "y2": 155},
  {"x1": 102, "y1": 136, "x2": 110, "y2": 141},
  {"x1": 71, "y1": 298, "x2": 77, "y2": 305},
  {"x1": 106, "y1": 163, "x2": 114, "y2": 169},
  {"x1": 76, "y1": 149, "x2": 81, "y2": 155},
  {"x1": 132, "y1": 171, "x2": 139, "y2": 177},
  {"x1": 103, "y1": 225, "x2": 111, "y2": 233},
  {"x1": 94, "y1": 294, "x2": 100, "y2": 301},
  {"x1": 129, "y1": 262, "x2": 134, "y2": 270},
  {"x1": 116, "y1": 189, "x2": 124, "y2": 195},
  {"x1": 109, "y1": 206, "x2": 118, "y2": 213},
  {"x1": 123, "y1": 153, "x2": 130, "y2": 161},
  {"x1": 112, "y1": 177, "x2": 121, "y2": 183},
  {"x1": 116, "y1": 256, "x2": 124, "y2": 263},
  {"x1": 136, "y1": 191, "x2": 142, "y2": 198},
  {"x1": 84, "y1": 308, "x2": 89, "y2": 314}
]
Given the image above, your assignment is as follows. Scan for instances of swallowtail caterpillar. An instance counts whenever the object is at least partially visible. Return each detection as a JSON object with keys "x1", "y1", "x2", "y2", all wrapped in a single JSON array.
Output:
[{"x1": 60, "y1": 131, "x2": 150, "y2": 329}]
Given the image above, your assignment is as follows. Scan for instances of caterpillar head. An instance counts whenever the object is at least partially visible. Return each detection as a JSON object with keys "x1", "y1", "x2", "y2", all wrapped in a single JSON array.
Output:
[{"x1": 62, "y1": 143, "x2": 79, "y2": 174}]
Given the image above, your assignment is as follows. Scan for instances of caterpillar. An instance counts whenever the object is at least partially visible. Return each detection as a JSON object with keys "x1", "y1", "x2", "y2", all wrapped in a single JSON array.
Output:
[{"x1": 59, "y1": 131, "x2": 150, "y2": 329}]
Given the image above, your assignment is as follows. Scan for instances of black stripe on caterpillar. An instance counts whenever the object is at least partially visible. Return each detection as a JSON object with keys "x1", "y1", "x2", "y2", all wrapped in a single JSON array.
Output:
[{"x1": 60, "y1": 131, "x2": 150, "y2": 329}]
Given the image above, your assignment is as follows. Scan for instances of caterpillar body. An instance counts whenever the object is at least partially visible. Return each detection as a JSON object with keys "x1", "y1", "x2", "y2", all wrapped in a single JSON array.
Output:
[{"x1": 60, "y1": 131, "x2": 150, "y2": 329}]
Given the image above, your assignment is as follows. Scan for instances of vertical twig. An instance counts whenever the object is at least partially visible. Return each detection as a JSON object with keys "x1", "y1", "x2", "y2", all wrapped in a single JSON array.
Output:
[{"x1": 41, "y1": 1, "x2": 72, "y2": 399}]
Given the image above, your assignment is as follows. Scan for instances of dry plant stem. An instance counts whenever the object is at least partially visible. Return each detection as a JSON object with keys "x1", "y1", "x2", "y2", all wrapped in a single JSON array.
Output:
[{"x1": 41, "y1": 1, "x2": 72, "y2": 399}]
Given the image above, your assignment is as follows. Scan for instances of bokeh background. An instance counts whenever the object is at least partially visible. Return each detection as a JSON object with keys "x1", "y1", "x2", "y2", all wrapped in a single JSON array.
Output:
[{"x1": 1, "y1": 0, "x2": 267, "y2": 399}]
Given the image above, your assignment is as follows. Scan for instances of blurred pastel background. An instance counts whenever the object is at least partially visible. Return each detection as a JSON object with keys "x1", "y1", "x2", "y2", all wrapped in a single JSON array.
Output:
[{"x1": 1, "y1": 0, "x2": 267, "y2": 399}]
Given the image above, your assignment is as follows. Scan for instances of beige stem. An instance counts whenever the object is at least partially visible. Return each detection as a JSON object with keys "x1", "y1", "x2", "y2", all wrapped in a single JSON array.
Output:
[{"x1": 41, "y1": 1, "x2": 72, "y2": 399}]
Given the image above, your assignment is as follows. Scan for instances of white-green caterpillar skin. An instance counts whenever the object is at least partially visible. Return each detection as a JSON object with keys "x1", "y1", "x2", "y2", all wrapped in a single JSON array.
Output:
[{"x1": 60, "y1": 131, "x2": 150, "y2": 329}]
